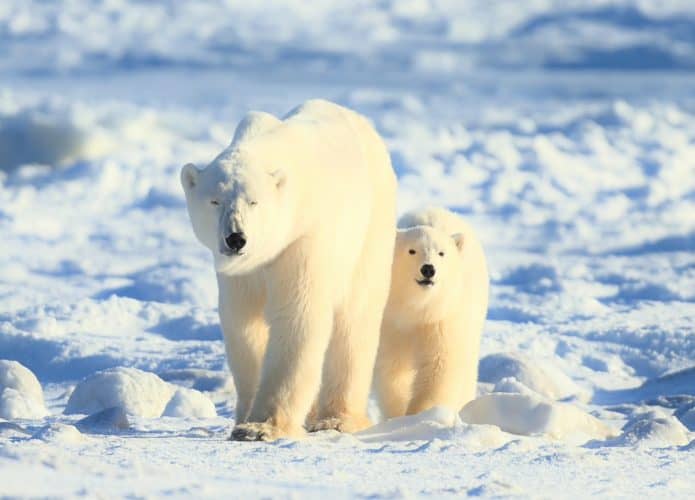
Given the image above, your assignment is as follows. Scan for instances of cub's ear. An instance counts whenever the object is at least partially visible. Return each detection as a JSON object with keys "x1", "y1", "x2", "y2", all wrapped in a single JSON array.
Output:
[
  {"x1": 181, "y1": 163, "x2": 199, "y2": 191},
  {"x1": 270, "y1": 169, "x2": 286, "y2": 190},
  {"x1": 452, "y1": 233, "x2": 465, "y2": 252}
]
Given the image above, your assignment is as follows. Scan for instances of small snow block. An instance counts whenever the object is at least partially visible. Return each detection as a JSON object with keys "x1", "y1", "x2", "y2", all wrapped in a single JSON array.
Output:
[{"x1": 75, "y1": 406, "x2": 130, "y2": 433}]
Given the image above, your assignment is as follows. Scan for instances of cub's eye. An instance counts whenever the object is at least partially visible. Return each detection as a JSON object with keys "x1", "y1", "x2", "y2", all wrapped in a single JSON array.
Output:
[
  {"x1": 408, "y1": 249, "x2": 416, "y2": 255},
  {"x1": 210, "y1": 200, "x2": 220, "y2": 206},
  {"x1": 249, "y1": 201, "x2": 258, "y2": 206},
  {"x1": 438, "y1": 251, "x2": 445, "y2": 257}
]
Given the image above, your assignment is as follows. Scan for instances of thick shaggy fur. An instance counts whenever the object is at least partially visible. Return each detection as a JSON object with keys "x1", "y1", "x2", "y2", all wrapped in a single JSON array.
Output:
[
  {"x1": 181, "y1": 100, "x2": 397, "y2": 440},
  {"x1": 375, "y1": 207, "x2": 489, "y2": 418}
]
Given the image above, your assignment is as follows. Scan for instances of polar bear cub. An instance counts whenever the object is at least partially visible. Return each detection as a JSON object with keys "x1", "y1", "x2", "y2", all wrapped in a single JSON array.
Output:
[{"x1": 375, "y1": 207, "x2": 489, "y2": 418}]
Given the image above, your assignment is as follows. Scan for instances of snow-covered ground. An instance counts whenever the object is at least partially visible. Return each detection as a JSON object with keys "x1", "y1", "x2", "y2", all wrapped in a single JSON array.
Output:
[{"x1": 1, "y1": 1, "x2": 694, "y2": 497}]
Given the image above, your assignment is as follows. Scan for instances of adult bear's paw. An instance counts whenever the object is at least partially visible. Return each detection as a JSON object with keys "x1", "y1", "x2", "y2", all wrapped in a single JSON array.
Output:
[
  {"x1": 230, "y1": 421, "x2": 305, "y2": 442},
  {"x1": 308, "y1": 414, "x2": 372, "y2": 433}
]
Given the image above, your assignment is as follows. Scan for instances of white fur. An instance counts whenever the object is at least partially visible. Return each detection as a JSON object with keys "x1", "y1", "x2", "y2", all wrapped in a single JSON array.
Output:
[
  {"x1": 182, "y1": 100, "x2": 397, "y2": 440},
  {"x1": 375, "y1": 207, "x2": 489, "y2": 418}
]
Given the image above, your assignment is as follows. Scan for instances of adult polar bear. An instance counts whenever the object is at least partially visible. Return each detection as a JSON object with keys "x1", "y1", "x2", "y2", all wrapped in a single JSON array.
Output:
[{"x1": 181, "y1": 100, "x2": 397, "y2": 441}]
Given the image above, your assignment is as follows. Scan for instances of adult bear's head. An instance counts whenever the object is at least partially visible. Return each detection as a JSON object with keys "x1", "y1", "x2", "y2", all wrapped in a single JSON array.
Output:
[{"x1": 181, "y1": 136, "x2": 297, "y2": 276}]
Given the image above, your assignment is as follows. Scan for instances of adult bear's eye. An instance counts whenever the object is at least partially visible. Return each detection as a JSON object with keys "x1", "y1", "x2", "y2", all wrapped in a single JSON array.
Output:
[
  {"x1": 210, "y1": 200, "x2": 220, "y2": 206},
  {"x1": 409, "y1": 249, "x2": 416, "y2": 255},
  {"x1": 249, "y1": 201, "x2": 258, "y2": 206},
  {"x1": 439, "y1": 251, "x2": 445, "y2": 257}
]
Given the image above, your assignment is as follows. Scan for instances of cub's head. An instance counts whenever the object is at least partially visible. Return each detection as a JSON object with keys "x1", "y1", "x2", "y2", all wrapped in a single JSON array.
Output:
[
  {"x1": 181, "y1": 146, "x2": 292, "y2": 276},
  {"x1": 391, "y1": 225, "x2": 465, "y2": 311}
]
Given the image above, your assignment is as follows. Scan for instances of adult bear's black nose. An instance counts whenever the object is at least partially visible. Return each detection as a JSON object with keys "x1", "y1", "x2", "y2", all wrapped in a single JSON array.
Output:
[
  {"x1": 225, "y1": 232, "x2": 246, "y2": 252},
  {"x1": 420, "y1": 264, "x2": 435, "y2": 278}
]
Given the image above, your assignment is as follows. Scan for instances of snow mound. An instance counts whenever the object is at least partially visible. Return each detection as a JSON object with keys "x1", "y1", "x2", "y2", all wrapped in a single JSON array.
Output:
[
  {"x1": 75, "y1": 406, "x2": 131, "y2": 433},
  {"x1": 357, "y1": 407, "x2": 513, "y2": 450},
  {"x1": 356, "y1": 407, "x2": 459, "y2": 443},
  {"x1": 460, "y1": 393, "x2": 615, "y2": 443},
  {"x1": 65, "y1": 367, "x2": 175, "y2": 417},
  {"x1": 163, "y1": 388, "x2": 216, "y2": 418},
  {"x1": 65, "y1": 367, "x2": 216, "y2": 419},
  {"x1": 479, "y1": 353, "x2": 589, "y2": 401},
  {"x1": 0, "y1": 360, "x2": 47, "y2": 419},
  {"x1": 610, "y1": 411, "x2": 691, "y2": 448},
  {"x1": 455, "y1": 423, "x2": 515, "y2": 451},
  {"x1": 32, "y1": 423, "x2": 84, "y2": 444}
]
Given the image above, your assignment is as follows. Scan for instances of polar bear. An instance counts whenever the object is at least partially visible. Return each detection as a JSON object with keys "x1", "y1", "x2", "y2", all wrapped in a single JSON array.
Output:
[
  {"x1": 181, "y1": 100, "x2": 397, "y2": 441},
  {"x1": 375, "y1": 207, "x2": 489, "y2": 418}
]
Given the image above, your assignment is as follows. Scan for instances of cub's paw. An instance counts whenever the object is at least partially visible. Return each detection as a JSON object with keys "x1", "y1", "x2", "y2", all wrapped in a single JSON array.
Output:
[
  {"x1": 308, "y1": 414, "x2": 372, "y2": 433},
  {"x1": 230, "y1": 421, "x2": 305, "y2": 442}
]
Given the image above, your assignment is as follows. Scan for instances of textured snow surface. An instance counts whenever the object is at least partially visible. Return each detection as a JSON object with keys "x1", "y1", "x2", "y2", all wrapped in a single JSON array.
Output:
[
  {"x1": 1, "y1": 0, "x2": 694, "y2": 498},
  {"x1": 2, "y1": 0, "x2": 695, "y2": 75}
]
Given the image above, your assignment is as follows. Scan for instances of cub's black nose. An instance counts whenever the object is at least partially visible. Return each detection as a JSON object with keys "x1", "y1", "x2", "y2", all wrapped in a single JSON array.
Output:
[
  {"x1": 225, "y1": 232, "x2": 246, "y2": 252},
  {"x1": 420, "y1": 264, "x2": 435, "y2": 278}
]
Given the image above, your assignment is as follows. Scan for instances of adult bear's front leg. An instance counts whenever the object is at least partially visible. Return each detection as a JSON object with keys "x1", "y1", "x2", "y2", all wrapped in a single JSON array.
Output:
[
  {"x1": 217, "y1": 274, "x2": 268, "y2": 425},
  {"x1": 309, "y1": 307, "x2": 379, "y2": 433},
  {"x1": 230, "y1": 258, "x2": 334, "y2": 441}
]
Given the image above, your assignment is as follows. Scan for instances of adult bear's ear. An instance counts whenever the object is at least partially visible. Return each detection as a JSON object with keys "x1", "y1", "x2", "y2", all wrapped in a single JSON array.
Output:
[
  {"x1": 452, "y1": 233, "x2": 465, "y2": 253},
  {"x1": 270, "y1": 169, "x2": 286, "y2": 190},
  {"x1": 181, "y1": 163, "x2": 199, "y2": 191}
]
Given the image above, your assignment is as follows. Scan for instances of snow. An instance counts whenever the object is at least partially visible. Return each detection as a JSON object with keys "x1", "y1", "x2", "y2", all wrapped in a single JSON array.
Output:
[
  {"x1": 607, "y1": 410, "x2": 691, "y2": 447},
  {"x1": 32, "y1": 423, "x2": 84, "y2": 444},
  {"x1": 163, "y1": 388, "x2": 217, "y2": 419},
  {"x1": 75, "y1": 406, "x2": 130, "y2": 433},
  {"x1": 0, "y1": 360, "x2": 47, "y2": 419},
  {"x1": 1, "y1": 0, "x2": 695, "y2": 497},
  {"x1": 65, "y1": 367, "x2": 216, "y2": 419},
  {"x1": 460, "y1": 393, "x2": 616, "y2": 443},
  {"x1": 479, "y1": 352, "x2": 590, "y2": 401}
]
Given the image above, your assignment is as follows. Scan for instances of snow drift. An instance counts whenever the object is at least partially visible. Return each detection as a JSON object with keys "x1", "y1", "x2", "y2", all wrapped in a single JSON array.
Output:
[
  {"x1": 460, "y1": 393, "x2": 616, "y2": 443},
  {"x1": 479, "y1": 352, "x2": 590, "y2": 401},
  {"x1": 65, "y1": 367, "x2": 216, "y2": 419},
  {"x1": 0, "y1": 360, "x2": 47, "y2": 420}
]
